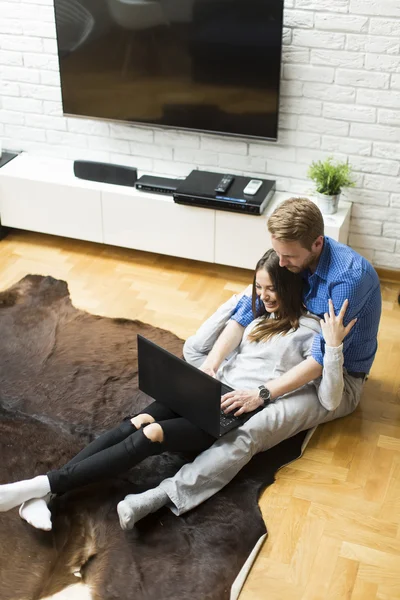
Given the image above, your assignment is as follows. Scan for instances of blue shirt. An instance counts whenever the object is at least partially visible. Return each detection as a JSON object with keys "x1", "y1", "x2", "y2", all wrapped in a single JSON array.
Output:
[{"x1": 231, "y1": 237, "x2": 381, "y2": 374}]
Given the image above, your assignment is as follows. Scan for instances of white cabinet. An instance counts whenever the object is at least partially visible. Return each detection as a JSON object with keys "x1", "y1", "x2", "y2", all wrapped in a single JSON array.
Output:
[
  {"x1": 102, "y1": 189, "x2": 215, "y2": 262},
  {"x1": 0, "y1": 176, "x2": 103, "y2": 244},
  {"x1": 0, "y1": 154, "x2": 352, "y2": 269},
  {"x1": 214, "y1": 191, "x2": 352, "y2": 268},
  {"x1": 215, "y1": 210, "x2": 271, "y2": 269},
  {"x1": 323, "y1": 206, "x2": 351, "y2": 245}
]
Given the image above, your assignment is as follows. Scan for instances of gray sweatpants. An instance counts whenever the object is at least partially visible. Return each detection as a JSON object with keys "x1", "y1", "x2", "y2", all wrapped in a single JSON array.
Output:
[
  {"x1": 159, "y1": 295, "x2": 364, "y2": 515},
  {"x1": 160, "y1": 370, "x2": 363, "y2": 515}
]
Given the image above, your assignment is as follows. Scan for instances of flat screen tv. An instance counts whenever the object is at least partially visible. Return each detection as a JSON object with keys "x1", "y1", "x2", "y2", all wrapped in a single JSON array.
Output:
[{"x1": 54, "y1": 0, "x2": 284, "y2": 140}]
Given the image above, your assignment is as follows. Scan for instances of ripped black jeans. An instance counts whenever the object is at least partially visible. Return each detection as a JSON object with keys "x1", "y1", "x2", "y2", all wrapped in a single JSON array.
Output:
[{"x1": 47, "y1": 402, "x2": 215, "y2": 495}]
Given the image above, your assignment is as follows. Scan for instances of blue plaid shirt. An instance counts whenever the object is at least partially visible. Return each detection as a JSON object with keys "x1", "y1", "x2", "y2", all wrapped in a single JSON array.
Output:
[{"x1": 232, "y1": 236, "x2": 381, "y2": 374}]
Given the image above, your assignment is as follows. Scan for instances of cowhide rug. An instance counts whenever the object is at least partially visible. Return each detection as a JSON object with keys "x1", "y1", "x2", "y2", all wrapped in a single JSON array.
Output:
[{"x1": 0, "y1": 275, "x2": 309, "y2": 600}]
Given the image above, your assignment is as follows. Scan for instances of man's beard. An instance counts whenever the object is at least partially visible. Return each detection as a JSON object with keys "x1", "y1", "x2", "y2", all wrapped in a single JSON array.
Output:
[{"x1": 286, "y1": 252, "x2": 318, "y2": 273}]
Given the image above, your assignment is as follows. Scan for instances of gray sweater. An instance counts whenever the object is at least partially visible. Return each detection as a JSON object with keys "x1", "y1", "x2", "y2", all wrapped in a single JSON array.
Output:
[
  {"x1": 183, "y1": 293, "x2": 345, "y2": 412},
  {"x1": 218, "y1": 314, "x2": 320, "y2": 389}
]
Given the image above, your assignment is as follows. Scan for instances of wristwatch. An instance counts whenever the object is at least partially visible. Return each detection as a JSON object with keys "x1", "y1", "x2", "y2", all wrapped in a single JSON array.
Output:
[{"x1": 258, "y1": 385, "x2": 271, "y2": 407}]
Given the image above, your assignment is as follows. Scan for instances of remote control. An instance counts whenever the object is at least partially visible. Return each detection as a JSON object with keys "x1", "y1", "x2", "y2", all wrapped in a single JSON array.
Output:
[
  {"x1": 215, "y1": 174, "x2": 234, "y2": 194},
  {"x1": 243, "y1": 179, "x2": 263, "y2": 196}
]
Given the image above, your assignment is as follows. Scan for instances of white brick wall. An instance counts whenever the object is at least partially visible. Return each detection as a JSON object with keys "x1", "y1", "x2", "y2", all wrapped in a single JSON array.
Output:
[{"x1": 1, "y1": 0, "x2": 400, "y2": 270}]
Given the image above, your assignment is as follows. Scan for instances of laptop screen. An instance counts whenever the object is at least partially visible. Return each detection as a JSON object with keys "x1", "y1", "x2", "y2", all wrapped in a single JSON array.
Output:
[{"x1": 137, "y1": 334, "x2": 222, "y2": 437}]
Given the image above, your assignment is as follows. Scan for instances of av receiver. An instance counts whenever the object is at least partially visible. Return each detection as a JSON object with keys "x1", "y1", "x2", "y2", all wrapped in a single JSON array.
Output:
[{"x1": 173, "y1": 170, "x2": 275, "y2": 215}]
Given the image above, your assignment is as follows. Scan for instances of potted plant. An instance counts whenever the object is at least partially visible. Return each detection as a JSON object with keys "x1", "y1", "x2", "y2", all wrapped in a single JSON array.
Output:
[{"x1": 307, "y1": 156, "x2": 355, "y2": 215}]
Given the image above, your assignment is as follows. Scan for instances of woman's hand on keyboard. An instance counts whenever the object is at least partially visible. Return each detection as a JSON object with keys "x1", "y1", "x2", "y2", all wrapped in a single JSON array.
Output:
[{"x1": 221, "y1": 388, "x2": 262, "y2": 417}]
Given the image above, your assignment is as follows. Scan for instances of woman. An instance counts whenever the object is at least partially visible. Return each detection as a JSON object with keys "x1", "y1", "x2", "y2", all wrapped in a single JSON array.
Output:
[
  {"x1": 0, "y1": 250, "x2": 354, "y2": 531},
  {"x1": 117, "y1": 250, "x2": 356, "y2": 529}
]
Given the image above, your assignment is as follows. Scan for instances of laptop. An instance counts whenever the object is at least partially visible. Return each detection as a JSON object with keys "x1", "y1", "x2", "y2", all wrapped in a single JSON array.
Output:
[{"x1": 137, "y1": 334, "x2": 262, "y2": 438}]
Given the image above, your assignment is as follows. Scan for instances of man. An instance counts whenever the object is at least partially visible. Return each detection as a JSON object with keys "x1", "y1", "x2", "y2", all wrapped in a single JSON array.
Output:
[
  {"x1": 219, "y1": 195, "x2": 381, "y2": 413},
  {"x1": 117, "y1": 197, "x2": 381, "y2": 528}
]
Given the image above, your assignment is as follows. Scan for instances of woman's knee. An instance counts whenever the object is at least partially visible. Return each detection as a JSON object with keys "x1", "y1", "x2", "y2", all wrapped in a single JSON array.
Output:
[
  {"x1": 131, "y1": 413, "x2": 155, "y2": 429},
  {"x1": 142, "y1": 423, "x2": 164, "y2": 443}
]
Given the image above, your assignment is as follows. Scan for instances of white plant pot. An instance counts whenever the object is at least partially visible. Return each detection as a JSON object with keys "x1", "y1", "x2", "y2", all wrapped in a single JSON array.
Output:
[{"x1": 316, "y1": 191, "x2": 340, "y2": 215}]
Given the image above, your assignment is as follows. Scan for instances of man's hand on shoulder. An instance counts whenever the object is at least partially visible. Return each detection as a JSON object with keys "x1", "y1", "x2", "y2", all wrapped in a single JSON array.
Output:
[{"x1": 320, "y1": 298, "x2": 357, "y2": 347}]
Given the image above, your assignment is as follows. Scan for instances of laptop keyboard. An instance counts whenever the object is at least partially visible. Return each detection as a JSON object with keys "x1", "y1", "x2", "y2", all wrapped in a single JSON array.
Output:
[
  {"x1": 220, "y1": 383, "x2": 241, "y2": 428},
  {"x1": 220, "y1": 410, "x2": 240, "y2": 428},
  {"x1": 221, "y1": 383, "x2": 232, "y2": 395}
]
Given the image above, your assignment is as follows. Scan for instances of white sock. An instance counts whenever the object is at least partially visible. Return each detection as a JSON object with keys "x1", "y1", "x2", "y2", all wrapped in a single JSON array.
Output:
[
  {"x1": 117, "y1": 487, "x2": 169, "y2": 530},
  {"x1": 0, "y1": 476, "x2": 51, "y2": 512},
  {"x1": 19, "y1": 494, "x2": 53, "y2": 531}
]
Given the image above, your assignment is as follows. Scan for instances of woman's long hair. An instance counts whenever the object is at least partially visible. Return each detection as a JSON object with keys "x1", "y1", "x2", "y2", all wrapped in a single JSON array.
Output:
[{"x1": 247, "y1": 249, "x2": 306, "y2": 343}]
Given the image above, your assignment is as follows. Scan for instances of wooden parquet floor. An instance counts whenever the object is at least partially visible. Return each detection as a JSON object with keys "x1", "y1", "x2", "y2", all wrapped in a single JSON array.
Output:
[{"x1": 0, "y1": 229, "x2": 399, "y2": 600}]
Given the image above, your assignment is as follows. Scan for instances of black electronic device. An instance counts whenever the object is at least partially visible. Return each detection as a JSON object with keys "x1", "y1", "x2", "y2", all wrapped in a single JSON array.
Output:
[
  {"x1": 137, "y1": 335, "x2": 262, "y2": 438},
  {"x1": 73, "y1": 160, "x2": 138, "y2": 187},
  {"x1": 0, "y1": 151, "x2": 19, "y2": 170},
  {"x1": 214, "y1": 174, "x2": 235, "y2": 194},
  {"x1": 135, "y1": 175, "x2": 182, "y2": 195},
  {"x1": 174, "y1": 170, "x2": 275, "y2": 215},
  {"x1": 54, "y1": 0, "x2": 284, "y2": 140}
]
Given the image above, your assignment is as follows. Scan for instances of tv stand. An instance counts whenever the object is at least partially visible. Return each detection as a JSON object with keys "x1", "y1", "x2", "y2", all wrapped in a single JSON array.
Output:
[{"x1": 0, "y1": 154, "x2": 351, "y2": 270}]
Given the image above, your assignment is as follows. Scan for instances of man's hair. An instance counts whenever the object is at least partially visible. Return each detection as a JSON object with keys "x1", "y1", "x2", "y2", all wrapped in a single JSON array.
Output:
[{"x1": 267, "y1": 197, "x2": 324, "y2": 250}]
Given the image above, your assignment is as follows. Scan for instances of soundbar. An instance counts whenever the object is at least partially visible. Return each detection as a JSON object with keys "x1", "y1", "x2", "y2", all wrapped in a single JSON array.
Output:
[
  {"x1": 173, "y1": 170, "x2": 276, "y2": 215},
  {"x1": 73, "y1": 160, "x2": 138, "y2": 187},
  {"x1": 135, "y1": 175, "x2": 182, "y2": 195}
]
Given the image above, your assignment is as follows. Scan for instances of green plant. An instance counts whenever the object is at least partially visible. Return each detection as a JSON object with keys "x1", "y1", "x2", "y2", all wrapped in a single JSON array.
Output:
[{"x1": 307, "y1": 157, "x2": 355, "y2": 196}]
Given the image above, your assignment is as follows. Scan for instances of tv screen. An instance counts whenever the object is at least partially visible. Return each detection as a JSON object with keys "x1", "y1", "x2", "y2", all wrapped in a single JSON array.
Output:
[{"x1": 54, "y1": 0, "x2": 284, "y2": 140}]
